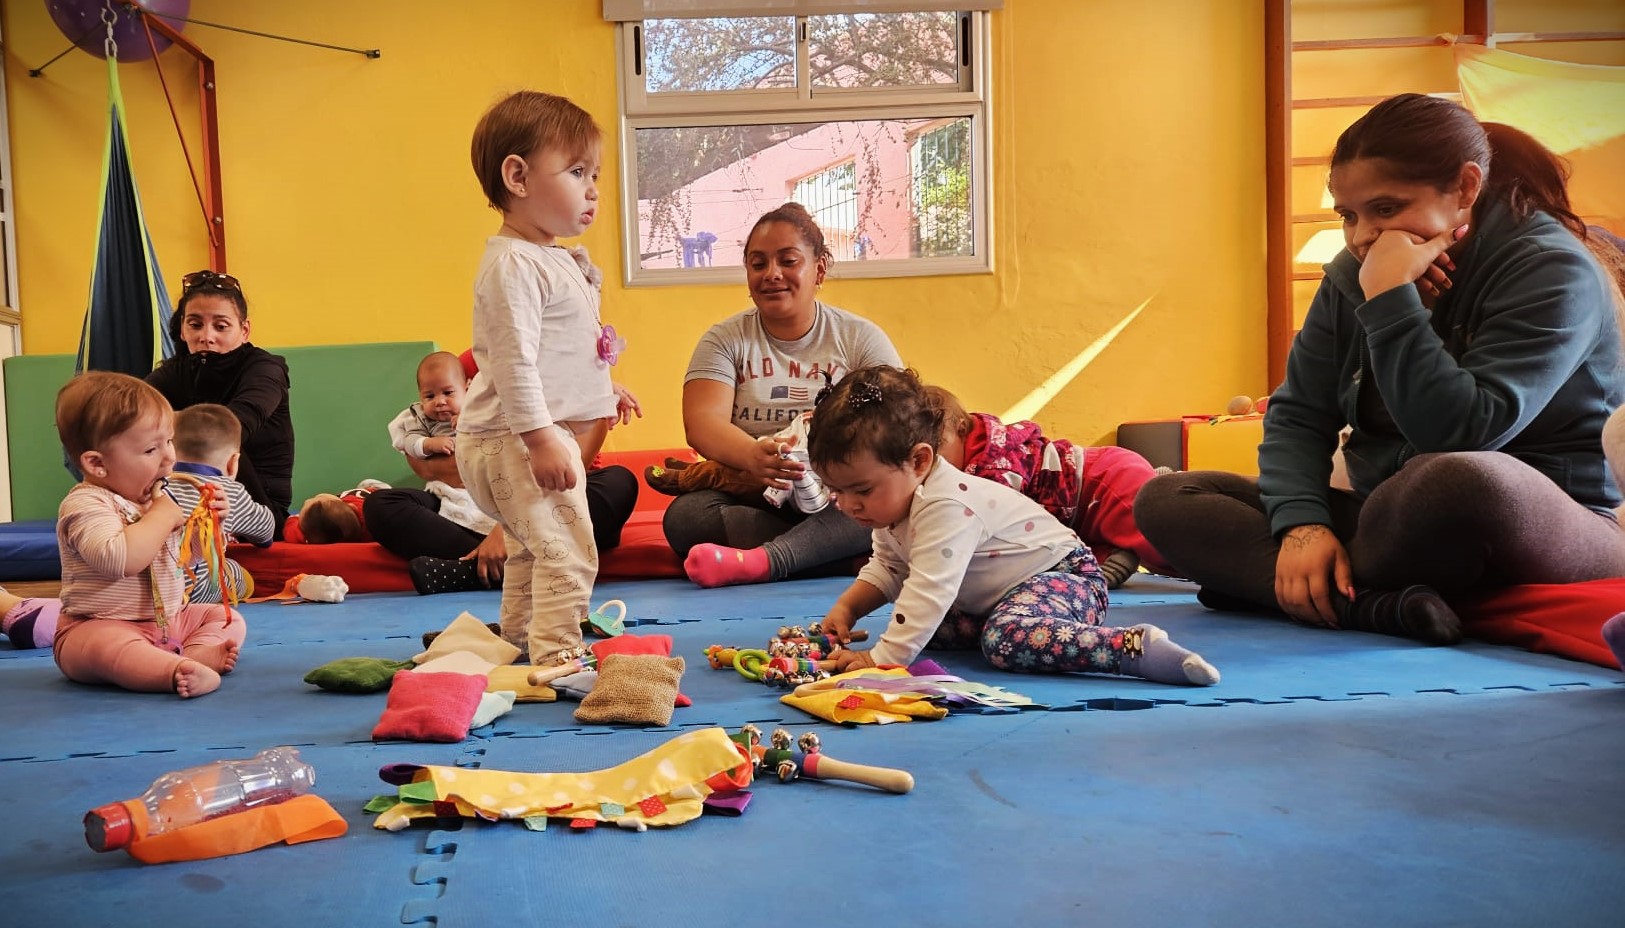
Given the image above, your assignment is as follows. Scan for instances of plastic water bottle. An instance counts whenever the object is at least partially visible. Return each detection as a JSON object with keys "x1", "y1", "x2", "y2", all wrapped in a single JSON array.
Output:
[{"x1": 84, "y1": 746, "x2": 316, "y2": 851}]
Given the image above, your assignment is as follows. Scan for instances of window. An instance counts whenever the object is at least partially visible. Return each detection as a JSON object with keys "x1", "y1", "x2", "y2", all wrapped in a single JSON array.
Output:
[
  {"x1": 614, "y1": 7, "x2": 993, "y2": 284},
  {"x1": 910, "y1": 118, "x2": 972, "y2": 258},
  {"x1": 792, "y1": 160, "x2": 858, "y2": 259}
]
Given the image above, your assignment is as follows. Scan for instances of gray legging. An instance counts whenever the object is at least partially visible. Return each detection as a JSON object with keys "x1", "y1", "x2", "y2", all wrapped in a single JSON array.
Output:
[
  {"x1": 662, "y1": 489, "x2": 871, "y2": 580},
  {"x1": 1133, "y1": 451, "x2": 1625, "y2": 609}
]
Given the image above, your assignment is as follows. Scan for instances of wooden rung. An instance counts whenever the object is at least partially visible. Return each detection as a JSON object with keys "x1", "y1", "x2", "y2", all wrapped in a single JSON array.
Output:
[
  {"x1": 1291, "y1": 271, "x2": 1326, "y2": 281},
  {"x1": 1293, "y1": 156, "x2": 1331, "y2": 167},
  {"x1": 1292, "y1": 35, "x2": 1453, "y2": 51},
  {"x1": 1496, "y1": 31, "x2": 1625, "y2": 45},
  {"x1": 1293, "y1": 92, "x2": 1461, "y2": 109},
  {"x1": 1292, "y1": 213, "x2": 1339, "y2": 224},
  {"x1": 1292, "y1": 31, "x2": 1624, "y2": 52}
]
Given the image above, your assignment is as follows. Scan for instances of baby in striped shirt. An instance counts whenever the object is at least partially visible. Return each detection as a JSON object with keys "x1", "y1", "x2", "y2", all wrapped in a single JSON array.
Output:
[{"x1": 167, "y1": 404, "x2": 276, "y2": 602}]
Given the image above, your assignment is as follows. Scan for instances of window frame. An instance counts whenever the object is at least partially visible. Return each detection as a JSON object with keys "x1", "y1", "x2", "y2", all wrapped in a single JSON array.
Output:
[{"x1": 614, "y1": 10, "x2": 994, "y2": 286}]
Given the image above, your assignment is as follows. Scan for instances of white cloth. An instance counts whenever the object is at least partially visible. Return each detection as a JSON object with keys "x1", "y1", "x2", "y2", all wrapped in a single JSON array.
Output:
[
  {"x1": 426, "y1": 480, "x2": 498, "y2": 536},
  {"x1": 860, "y1": 459, "x2": 1083, "y2": 667},
  {"x1": 460, "y1": 238, "x2": 616, "y2": 437},
  {"x1": 470, "y1": 690, "x2": 517, "y2": 728},
  {"x1": 683, "y1": 302, "x2": 901, "y2": 438}
]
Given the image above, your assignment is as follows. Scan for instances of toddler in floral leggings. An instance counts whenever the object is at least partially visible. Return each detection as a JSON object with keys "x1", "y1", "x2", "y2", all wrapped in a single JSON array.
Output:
[{"x1": 804, "y1": 365, "x2": 1218, "y2": 685}]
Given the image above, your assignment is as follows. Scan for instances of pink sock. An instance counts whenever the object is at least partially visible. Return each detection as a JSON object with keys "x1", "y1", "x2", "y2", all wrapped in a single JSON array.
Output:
[{"x1": 684, "y1": 544, "x2": 771, "y2": 588}]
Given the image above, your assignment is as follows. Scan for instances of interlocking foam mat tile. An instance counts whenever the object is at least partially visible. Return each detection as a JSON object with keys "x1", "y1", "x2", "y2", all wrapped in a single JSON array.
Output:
[
  {"x1": 396, "y1": 693, "x2": 1625, "y2": 928},
  {"x1": 5, "y1": 575, "x2": 1624, "y2": 927},
  {"x1": 2, "y1": 741, "x2": 465, "y2": 928}
]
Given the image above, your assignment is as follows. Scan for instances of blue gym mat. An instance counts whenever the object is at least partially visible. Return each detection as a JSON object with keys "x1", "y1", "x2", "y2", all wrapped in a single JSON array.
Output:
[{"x1": 3, "y1": 577, "x2": 1622, "y2": 927}]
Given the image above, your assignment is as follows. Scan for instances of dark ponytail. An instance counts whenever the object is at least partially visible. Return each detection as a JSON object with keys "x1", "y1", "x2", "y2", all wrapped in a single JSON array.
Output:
[{"x1": 1478, "y1": 122, "x2": 1585, "y2": 236}]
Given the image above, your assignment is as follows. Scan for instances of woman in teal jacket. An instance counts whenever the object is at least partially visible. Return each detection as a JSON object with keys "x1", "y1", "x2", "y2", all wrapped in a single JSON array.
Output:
[{"x1": 1136, "y1": 93, "x2": 1625, "y2": 644}]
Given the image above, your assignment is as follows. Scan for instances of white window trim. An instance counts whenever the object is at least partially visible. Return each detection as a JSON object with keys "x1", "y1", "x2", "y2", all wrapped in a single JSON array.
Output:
[
  {"x1": 603, "y1": 1, "x2": 1003, "y2": 20},
  {"x1": 615, "y1": 10, "x2": 994, "y2": 286}
]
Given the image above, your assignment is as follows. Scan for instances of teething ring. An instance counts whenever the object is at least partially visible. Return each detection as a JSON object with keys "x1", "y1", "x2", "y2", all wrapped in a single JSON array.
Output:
[
  {"x1": 584, "y1": 598, "x2": 627, "y2": 637},
  {"x1": 733, "y1": 648, "x2": 770, "y2": 681}
]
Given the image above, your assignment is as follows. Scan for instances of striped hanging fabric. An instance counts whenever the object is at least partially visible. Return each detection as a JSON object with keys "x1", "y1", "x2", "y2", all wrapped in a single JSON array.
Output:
[{"x1": 75, "y1": 56, "x2": 174, "y2": 379}]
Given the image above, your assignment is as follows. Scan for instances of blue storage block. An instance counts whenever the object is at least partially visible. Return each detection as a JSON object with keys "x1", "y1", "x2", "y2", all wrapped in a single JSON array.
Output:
[{"x1": 0, "y1": 519, "x2": 60, "y2": 580}]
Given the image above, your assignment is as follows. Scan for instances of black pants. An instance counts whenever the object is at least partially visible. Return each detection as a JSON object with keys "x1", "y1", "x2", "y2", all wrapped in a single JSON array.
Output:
[
  {"x1": 661, "y1": 488, "x2": 871, "y2": 580},
  {"x1": 364, "y1": 466, "x2": 639, "y2": 561},
  {"x1": 1133, "y1": 451, "x2": 1625, "y2": 610}
]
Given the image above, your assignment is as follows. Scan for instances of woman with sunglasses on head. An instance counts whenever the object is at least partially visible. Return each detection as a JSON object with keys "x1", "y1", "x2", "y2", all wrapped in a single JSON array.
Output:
[{"x1": 147, "y1": 270, "x2": 295, "y2": 538}]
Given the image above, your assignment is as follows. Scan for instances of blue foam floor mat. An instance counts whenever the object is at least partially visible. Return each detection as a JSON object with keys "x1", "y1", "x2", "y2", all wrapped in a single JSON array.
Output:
[{"x1": 4, "y1": 576, "x2": 1623, "y2": 927}]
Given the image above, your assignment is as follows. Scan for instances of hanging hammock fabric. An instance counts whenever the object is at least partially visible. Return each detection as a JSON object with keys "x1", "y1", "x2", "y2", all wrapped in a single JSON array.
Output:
[
  {"x1": 1454, "y1": 44, "x2": 1625, "y2": 232},
  {"x1": 75, "y1": 56, "x2": 174, "y2": 379}
]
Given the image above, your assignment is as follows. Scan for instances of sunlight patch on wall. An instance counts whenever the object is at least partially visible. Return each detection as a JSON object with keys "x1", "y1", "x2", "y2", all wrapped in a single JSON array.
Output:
[{"x1": 999, "y1": 295, "x2": 1151, "y2": 424}]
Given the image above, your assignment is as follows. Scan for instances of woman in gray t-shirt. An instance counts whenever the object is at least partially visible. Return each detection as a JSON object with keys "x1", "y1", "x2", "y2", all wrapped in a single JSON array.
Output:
[{"x1": 665, "y1": 203, "x2": 902, "y2": 587}]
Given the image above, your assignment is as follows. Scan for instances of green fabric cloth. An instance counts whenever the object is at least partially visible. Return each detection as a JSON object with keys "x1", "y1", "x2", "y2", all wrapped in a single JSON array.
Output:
[{"x1": 304, "y1": 656, "x2": 416, "y2": 693}]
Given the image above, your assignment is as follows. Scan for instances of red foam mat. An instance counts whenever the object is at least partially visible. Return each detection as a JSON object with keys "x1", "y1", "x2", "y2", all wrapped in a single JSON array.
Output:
[{"x1": 1458, "y1": 579, "x2": 1625, "y2": 670}]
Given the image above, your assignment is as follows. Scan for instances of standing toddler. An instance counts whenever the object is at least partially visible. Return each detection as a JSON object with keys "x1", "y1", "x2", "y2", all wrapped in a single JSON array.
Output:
[{"x1": 457, "y1": 91, "x2": 633, "y2": 665}]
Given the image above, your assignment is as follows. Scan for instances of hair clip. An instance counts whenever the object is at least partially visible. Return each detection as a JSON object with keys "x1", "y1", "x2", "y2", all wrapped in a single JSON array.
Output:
[
  {"x1": 812, "y1": 370, "x2": 837, "y2": 407},
  {"x1": 849, "y1": 382, "x2": 883, "y2": 409}
]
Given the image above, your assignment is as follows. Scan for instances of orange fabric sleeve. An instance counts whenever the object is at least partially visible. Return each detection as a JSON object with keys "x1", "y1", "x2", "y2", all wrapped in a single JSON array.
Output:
[{"x1": 125, "y1": 794, "x2": 347, "y2": 864}]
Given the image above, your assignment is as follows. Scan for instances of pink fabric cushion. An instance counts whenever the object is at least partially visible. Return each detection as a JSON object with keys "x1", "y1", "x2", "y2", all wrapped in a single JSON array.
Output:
[{"x1": 371, "y1": 671, "x2": 489, "y2": 742}]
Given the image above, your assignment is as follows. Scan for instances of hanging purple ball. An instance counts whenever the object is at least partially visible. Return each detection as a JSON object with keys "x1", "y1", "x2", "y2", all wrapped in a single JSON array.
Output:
[{"x1": 47, "y1": 0, "x2": 191, "y2": 63}]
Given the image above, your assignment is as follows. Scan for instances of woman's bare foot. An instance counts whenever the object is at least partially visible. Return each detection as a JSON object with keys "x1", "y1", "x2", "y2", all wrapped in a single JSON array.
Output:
[
  {"x1": 186, "y1": 640, "x2": 242, "y2": 674},
  {"x1": 173, "y1": 659, "x2": 222, "y2": 698}
]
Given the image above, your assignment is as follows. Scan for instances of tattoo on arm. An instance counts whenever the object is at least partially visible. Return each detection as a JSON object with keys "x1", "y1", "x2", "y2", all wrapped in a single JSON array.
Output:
[{"x1": 1282, "y1": 524, "x2": 1331, "y2": 551}]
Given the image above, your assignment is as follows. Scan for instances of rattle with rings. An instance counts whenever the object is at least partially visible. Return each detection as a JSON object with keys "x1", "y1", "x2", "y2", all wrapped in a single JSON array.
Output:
[
  {"x1": 732, "y1": 724, "x2": 913, "y2": 794},
  {"x1": 706, "y1": 623, "x2": 869, "y2": 688}
]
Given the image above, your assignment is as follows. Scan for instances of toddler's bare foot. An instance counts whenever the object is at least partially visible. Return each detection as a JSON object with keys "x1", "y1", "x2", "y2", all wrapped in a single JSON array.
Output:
[
  {"x1": 186, "y1": 640, "x2": 242, "y2": 674},
  {"x1": 173, "y1": 659, "x2": 222, "y2": 698},
  {"x1": 219, "y1": 641, "x2": 240, "y2": 674}
]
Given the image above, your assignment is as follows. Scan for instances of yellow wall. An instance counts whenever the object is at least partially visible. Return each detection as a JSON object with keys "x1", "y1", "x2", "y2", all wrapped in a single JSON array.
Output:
[{"x1": 2, "y1": 0, "x2": 1267, "y2": 450}]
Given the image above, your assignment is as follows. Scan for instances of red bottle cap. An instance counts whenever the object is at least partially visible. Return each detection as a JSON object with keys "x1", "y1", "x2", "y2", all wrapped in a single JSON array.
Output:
[{"x1": 84, "y1": 802, "x2": 133, "y2": 852}]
